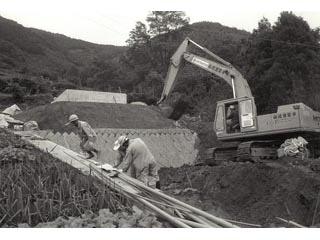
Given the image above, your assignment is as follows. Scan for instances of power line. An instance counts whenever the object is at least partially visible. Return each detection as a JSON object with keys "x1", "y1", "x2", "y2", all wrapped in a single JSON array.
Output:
[
  {"x1": 180, "y1": 25, "x2": 320, "y2": 49},
  {"x1": 96, "y1": 12, "x2": 130, "y2": 30},
  {"x1": 247, "y1": 37, "x2": 320, "y2": 49},
  {"x1": 77, "y1": 13, "x2": 124, "y2": 37}
]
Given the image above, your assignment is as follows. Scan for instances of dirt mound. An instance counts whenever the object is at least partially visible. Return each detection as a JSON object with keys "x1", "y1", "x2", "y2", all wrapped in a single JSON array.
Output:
[
  {"x1": 159, "y1": 162, "x2": 320, "y2": 227},
  {"x1": 15, "y1": 102, "x2": 176, "y2": 132}
]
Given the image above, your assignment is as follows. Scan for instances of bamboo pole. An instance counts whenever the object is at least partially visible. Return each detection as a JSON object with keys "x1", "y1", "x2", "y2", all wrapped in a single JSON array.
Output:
[
  {"x1": 118, "y1": 173, "x2": 238, "y2": 228},
  {"x1": 222, "y1": 218, "x2": 261, "y2": 227},
  {"x1": 134, "y1": 196, "x2": 191, "y2": 228},
  {"x1": 89, "y1": 165, "x2": 190, "y2": 228},
  {"x1": 276, "y1": 217, "x2": 306, "y2": 228},
  {"x1": 128, "y1": 193, "x2": 192, "y2": 213},
  {"x1": 175, "y1": 217, "x2": 209, "y2": 228},
  {"x1": 184, "y1": 212, "x2": 219, "y2": 227}
]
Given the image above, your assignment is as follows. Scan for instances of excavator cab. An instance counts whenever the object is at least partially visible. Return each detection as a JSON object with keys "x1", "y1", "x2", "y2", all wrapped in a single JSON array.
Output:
[{"x1": 214, "y1": 97, "x2": 257, "y2": 139}]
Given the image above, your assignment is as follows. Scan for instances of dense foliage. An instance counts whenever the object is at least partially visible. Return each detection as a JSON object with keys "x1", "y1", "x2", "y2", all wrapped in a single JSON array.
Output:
[
  {"x1": 242, "y1": 12, "x2": 320, "y2": 113},
  {"x1": 0, "y1": 15, "x2": 126, "y2": 101}
]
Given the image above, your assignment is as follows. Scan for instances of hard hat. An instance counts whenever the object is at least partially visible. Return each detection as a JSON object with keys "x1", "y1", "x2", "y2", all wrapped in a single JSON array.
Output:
[
  {"x1": 113, "y1": 135, "x2": 129, "y2": 151},
  {"x1": 65, "y1": 114, "x2": 79, "y2": 126},
  {"x1": 229, "y1": 105, "x2": 235, "y2": 109}
]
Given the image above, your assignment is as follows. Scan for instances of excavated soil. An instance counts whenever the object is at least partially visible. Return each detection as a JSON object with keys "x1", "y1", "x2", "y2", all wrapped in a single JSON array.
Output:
[
  {"x1": 15, "y1": 102, "x2": 176, "y2": 133},
  {"x1": 159, "y1": 161, "x2": 320, "y2": 227}
]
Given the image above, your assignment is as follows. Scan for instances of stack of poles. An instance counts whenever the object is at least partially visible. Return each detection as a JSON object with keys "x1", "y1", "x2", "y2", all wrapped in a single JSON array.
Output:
[{"x1": 89, "y1": 164, "x2": 238, "y2": 228}]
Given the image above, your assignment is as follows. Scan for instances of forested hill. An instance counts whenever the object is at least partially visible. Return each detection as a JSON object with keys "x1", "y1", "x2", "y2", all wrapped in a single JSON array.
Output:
[
  {"x1": 0, "y1": 14, "x2": 250, "y2": 111},
  {"x1": 119, "y1": 20, "x2": 251, "y2": 117},
  {"x1": 0, "y1": 16, "x2": 126, "y2": 79},
  {"x1": 1, "y1": 12, "x2": 319, "y2": 119}
]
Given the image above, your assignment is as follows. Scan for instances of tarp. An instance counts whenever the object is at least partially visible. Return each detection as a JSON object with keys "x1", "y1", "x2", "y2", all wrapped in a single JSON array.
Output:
[
  {"x1": 23, "y1": 121, "x2": 39, "y2": 131},
  {"x1": 130, "y1": 101, "x2": 147, "y2": 106},
  {"x1": 277, "y1": 136, "x2": 308, "y2": 158},
  {"x1": 0, "y1": 113, "x2": 23, "y2": 128},
  {"x1": 53, "y1": 89, "x2": 127, "y2": 104},
  {"x1": 2, "y1": 104, "x2": 21, "y2": 116},
  {"x1": 0, "y1": 103, "x2": 24, "y2": 128}
]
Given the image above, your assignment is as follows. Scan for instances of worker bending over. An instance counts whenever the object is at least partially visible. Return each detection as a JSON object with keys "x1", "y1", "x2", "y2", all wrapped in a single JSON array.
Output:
[
  {"x1": 113, "y1": 135, "x2": 160, "y2": 189},
  {"x1": 65, "y1": 114, "x2": 100, "y2": 159}
]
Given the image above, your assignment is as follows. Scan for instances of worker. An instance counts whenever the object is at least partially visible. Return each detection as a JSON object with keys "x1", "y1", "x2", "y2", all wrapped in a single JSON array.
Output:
[
  {"x1": 226, "y1": 105, "x2": 240, "y2": 133},
  {"x1": 113, "y1": 135, "x2": 160, "y2": 189},
  {"x1": 65, "y1": 114, "x2": 100, "y2": 159}
]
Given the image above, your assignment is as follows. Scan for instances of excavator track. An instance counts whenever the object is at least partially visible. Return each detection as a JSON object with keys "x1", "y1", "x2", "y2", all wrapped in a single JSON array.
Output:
[
  {"x1": 203, "y1": 141, "x2": 280, "y2": 165},
  {"x1": 237, "y1": 141, "x2": 279, "y2": 162},
  {"x1": 202, "y1": 146, "x2": 237, "y2": 165}
]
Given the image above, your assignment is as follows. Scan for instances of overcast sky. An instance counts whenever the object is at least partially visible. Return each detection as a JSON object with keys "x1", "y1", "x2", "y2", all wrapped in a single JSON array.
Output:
[{"x1": 0, "y1": 0, "x2": 320, "y2": 46}]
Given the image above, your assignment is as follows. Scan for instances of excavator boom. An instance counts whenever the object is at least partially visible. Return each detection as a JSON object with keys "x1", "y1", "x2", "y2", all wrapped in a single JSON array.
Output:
[{"x1": 158, "y1": 37, "x2": 252, "y2": 103}]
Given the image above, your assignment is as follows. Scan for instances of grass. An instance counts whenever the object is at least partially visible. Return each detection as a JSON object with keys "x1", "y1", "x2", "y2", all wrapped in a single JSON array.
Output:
[{"x1": 0, "y1": 129, "x2": 128, "y2": 227}]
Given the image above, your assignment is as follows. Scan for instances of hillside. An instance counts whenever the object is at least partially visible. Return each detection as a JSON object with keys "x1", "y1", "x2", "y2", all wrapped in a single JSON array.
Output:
[
  {"x1": 118, "y1": 21, "x2": 250, "y2": 114},
  {"x1": 15, "y1": 102, "x2": 177, "y2": 132},
  {"x1": 0, "y1": 16, "x2": 250, "y2": 109},
  {"x1": 0, "y1": 16, "x2": 126, "y2": 78}
]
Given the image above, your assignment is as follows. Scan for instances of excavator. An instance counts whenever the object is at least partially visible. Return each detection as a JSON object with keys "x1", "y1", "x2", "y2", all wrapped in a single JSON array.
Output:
[{"x1": 158, "y1": 37, "x2": 320, "y2": 164}]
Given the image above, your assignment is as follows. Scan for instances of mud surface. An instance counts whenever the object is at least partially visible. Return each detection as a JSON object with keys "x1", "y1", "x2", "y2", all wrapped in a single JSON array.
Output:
[
  {"x1": 159, "y1": 161, "x2": 320, "y2": 227},
  {"x1": 15, "y1": 102, "x2": 176, "y2": 132}
]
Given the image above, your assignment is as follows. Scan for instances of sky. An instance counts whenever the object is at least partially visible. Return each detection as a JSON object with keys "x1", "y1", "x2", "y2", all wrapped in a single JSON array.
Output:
[{"x1": 0, "y1": 0, "x2": 320, "y2": 46}]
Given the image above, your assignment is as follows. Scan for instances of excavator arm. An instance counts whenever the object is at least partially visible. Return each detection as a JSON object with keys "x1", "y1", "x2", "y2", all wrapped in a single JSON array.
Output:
[{"x1": 158, "y1": 37, "x2": 253, "y2": 104}]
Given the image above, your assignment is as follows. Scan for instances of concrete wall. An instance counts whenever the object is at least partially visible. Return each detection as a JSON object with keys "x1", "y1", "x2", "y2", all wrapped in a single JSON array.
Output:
[
  {"x1": 53, "y1": 89, "x2": 127, "y2": 104},
  {"x1": 36, "y1": 128, "x2": 199, "y2": 168}
]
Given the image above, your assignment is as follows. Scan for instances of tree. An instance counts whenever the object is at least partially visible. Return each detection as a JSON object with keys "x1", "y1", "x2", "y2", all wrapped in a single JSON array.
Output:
[
  {"x1": 243, "y1": 17, "x2": 274, "y2": 112},
  {"x1": 146, "y1": 11, "x2": 190, "y2": 36},
  {"x1": 243, "y1": 12, "x2": 320, "y2": 113},
  {"x1": 126, "y1": 22, "x2": 150, "y2": 47},
  {"x1": 0, "y1": 78, "x2": 8, "y2": 92},
  {"x1": 11, "y1": 83, "x2": 25, "y2": 102}
]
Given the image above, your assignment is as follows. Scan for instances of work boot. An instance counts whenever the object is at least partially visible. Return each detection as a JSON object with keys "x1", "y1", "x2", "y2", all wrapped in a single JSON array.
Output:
[
  {"x1": 86, "y1": 152, "x2": 95, "y2": 159},
  {"x1": 93, "y1": 149, "x2": 101, "y2": 160},
  {"x1": 156, "y1": 181, "x2": 161, "y2": 190}
]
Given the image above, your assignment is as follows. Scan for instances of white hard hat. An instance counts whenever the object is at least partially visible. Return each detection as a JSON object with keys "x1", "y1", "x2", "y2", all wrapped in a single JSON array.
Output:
[
  {"x1": 229, "y1": 105, "x2": 235, "y2": 109},
  {"x1": 113, "y1": 135, "x2": 129, "y2": 151},
  {"x1": 65, "y1": 114, "x2": 79, "y2": 126}
]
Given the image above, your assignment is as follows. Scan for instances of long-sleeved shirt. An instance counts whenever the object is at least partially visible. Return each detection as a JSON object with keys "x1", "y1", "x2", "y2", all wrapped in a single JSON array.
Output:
[
  {"x1": 118, "y1": 138, "x2": 157, "y2": 173},
  {"x1": 77, "y1": 120, "x2": 97, "y2": 142}
]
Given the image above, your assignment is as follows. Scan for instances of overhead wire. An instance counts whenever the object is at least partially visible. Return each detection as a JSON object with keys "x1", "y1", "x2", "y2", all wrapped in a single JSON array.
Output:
[
  {"x1": 73, "y1": 11, "x2": 320, "y2": 49},
  {"x1": 81, "y1": 15, "x2": 123, "y2": 36},
  {"x1": 180, "y1": 25, "x2": 320, "y2": 49}
]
